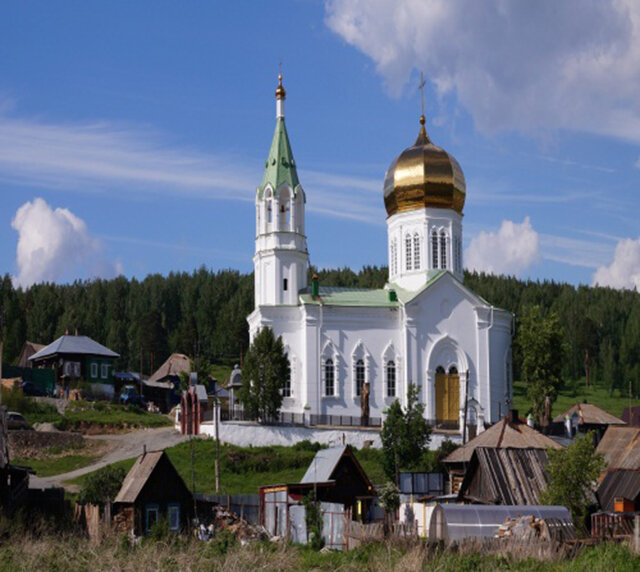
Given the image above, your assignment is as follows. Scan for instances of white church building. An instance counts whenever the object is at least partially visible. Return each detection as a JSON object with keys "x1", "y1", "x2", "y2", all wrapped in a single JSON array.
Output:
[{"x1": 247, "y1": 75, "x2": 513, "y2": 435}]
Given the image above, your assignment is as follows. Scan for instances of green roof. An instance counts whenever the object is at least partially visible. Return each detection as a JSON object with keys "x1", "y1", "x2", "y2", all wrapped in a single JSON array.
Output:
[
  {"x1": 300, "y1": 286, "x2": 398, "y2": 307},
  {"x1": 258, "y1": 117, "x2": 300, "y2": 198}
]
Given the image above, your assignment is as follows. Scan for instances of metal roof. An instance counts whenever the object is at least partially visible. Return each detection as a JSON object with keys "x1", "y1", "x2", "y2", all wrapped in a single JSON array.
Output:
[
  {"x1": 29, "y1": 335, "x2": 119, "y2": 361},
  {"x1": 459, "y1": 447, "x2": 550, "y2": 505},
  {"x1": 114, "y1": 450, "x2": 165, "y2": 504},
  {"x1": 553, "y1": 403, "x2": 625, "y2": 425},
  {"x1": 596, "y1": 426, "x2": 640, "y2": 470},
  {"x1": 597, "y1": 470, "x2": 640, "y2": 512},
  {"x1": 444, "y1": 417, "x2": 563, "y2": 464},
  {"x1": 301, "y1": 446, "x2": 348, "y2": 483}
]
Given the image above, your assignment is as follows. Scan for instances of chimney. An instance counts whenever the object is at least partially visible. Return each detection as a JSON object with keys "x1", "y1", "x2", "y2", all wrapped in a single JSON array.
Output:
[
  {"x1": 507, "y1": 409, "x2": 519, "y2": 423},
  {"x1": 311, "y1": 273, "x2": 319, "y2": 298},
  {"x1": 143, "y1": 444, "x2": 147, "y2": 457}
]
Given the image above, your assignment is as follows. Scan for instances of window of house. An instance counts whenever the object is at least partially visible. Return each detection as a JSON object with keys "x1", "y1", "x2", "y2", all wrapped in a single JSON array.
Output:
[
  {"x1": 390, "y1": 240, "x2": 397, "y2": 276},
  {"x1": 355, "y1": 359, "x2": 365, "y2": 396},
  {"x1": 90, "y1": 363, "x2": 98, "y2": 379},
  {"x1": 145, "y1": 504, "x2": 159, "y2": 533},
  {"x1": 413, "y1": 233, "x2": 421, "y2": 270},
  {"x1": 405, "y1": 235, "x2": 413, "y2": 271},
  {"x1": 386, "y1": 360, "x2": 396, "y2": 398},
  {"x1": 101, "y1": 363, "x2": 109, "y2": 379},
  {"x1": 431, "y1": 230, "x2": 439, "y2": 269},
  {"x1": 440, "y1": 232, "x2": 447, "y2": 269},
  {"x1": 167, "y1": 503, "x2": 181, "y2": 531},
  {"x1": 283, "y1": 278, "x2": 288, "y2": 291},
  {"x1": 282, "y1": 369, "x2": 291, "y2": 397},
  {"x1": 324, "y1": 358, "x2": 335, "y2": 396}
]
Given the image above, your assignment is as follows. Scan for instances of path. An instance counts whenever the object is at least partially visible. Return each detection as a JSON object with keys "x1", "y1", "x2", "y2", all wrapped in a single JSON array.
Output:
[{"x1": 30, "y1": 426, "x2": 188, "y2": 489}]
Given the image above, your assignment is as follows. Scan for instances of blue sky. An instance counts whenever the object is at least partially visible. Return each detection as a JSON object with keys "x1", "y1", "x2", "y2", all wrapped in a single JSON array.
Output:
[{"x1": 2, "y1": 1, "x2": 640, "y2": 289}]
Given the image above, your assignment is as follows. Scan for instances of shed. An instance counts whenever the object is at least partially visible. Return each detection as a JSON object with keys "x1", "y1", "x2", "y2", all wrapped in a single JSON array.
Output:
[
  {"x1": 457, "y1": 447, "x2": 550, "y2": 505},
  {"x1": 595, "y1": 426, "x2": 640, "y2": 473},
  {"x1": 113, "y1": 450, "x2": 193, "y2": 536},
  {"x1": 553, "y1": 403, "x2": 625, "y2": 442},
  {"x1": 443, "y1": 410, "x2": 562, "y2": 493},
  {"x1": 16, "y1": 341, "x2": 45, "y2": 368},
  {"x1": 144, "y1": 353, "x2": 191, "y2": 412},
  {"x1": 597, "y1": 470, "x2": 640, "y2": 513},
  {"x1": 429, "y1": 504, "x2": 573, "y2": 541},
  {"x1": 260, "y1": 445, "x2": 375, "y2": 546}
]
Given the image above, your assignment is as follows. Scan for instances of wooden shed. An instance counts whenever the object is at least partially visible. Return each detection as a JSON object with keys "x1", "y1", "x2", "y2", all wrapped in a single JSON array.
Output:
[{"x1": 113, "y1": 450, "x2": 193, "y2": 536}]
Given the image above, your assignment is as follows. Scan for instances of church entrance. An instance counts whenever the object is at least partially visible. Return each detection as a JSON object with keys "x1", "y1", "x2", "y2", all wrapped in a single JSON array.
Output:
[{"x1": 435, "y1": 366, "x2": 459, "y2": 429}]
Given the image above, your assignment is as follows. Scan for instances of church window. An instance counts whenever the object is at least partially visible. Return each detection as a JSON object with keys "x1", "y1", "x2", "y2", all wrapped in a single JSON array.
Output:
[
  {"x1": 449, "y1": 365, "x2": 458, "y2": 375},
  {"x1": 405, "y1": 235, "x2": 413, "y2": 271},
  {"x1": 431, "y1": 230, "x2": 438, "y2": 269},
  {"x1": 386, "y1": 361, "x2": 396, "y2": 397},
  {"x1": 324, "y1": 359, "x2": 335, "y2": 396},
  {"x1": 283, "y1": 278, "x2": 288, "y2": 291},
  {"x1": 267, "y1": 201, "x2": 272, "y2": 224},
  {"x1": 282, "y1": 369, "x2": 291, "y2": 397},
  {"x1": 456, "y1": 236, "x2": 462, "y2": 272},
  {"x1": 390, "y1": 239, "x2": 397, "y2": 276},
  {"x1": 436, "y1": 365, "x2": 445, "y2": 374},
  {"x1": 440, "y1": 232, "x2": 447, "y2": 269},
  {"x1": 413, "y1": 233, "x2": 421, "y2": 270},
  {"x1": 355, "y1": 359, "x2": 365, "y2": 396}
]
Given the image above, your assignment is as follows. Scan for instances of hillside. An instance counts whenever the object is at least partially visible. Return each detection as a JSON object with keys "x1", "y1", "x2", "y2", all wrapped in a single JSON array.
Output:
[{"x1": 2, "y1": 267, "x2": 640, "y2": 399}]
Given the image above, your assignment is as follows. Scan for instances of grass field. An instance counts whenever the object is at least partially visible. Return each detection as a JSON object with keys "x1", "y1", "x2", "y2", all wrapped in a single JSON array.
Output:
[
  {"x1": 68, "y1": 440, "x2": 388, "y2": 494},
  {"x1": 13, "y1": 453, "x2": 101, "y2": 477},
  {"x1": 512, "y1": 380, "x2": 636, "y2": 418}
]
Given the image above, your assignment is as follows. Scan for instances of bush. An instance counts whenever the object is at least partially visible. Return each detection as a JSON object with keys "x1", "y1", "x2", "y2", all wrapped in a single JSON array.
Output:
[
  {"x1": 292, "y1": 440, "x2": 326, "y2": 453},
  {"x1": 78, "y1": 465, "x2": 126, "y2": 505}
]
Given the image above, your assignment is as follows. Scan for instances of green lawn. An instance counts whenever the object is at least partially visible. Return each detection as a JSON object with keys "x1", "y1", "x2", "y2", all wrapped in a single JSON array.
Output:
[
  {"x1": 57, "y1": 401, "x2": 172, "y2": 431},
  {"x1": 68, "y1": 440, "x2": 387, "y2": 494},
  {"x1": 13, "y1": 453, "x2": 101, "y2": 477},
  {"x1": 512, "y1": 379, "x2": 637, "y2": 418}
]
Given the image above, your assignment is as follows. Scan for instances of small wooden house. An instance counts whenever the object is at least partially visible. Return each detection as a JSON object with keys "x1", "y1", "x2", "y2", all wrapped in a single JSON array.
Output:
[{"x1": 113, "y1": 450, "x2": 193, "y2": 535}]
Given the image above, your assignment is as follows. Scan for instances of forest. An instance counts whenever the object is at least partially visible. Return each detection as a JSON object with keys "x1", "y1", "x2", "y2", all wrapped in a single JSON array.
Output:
[{"x1": 1, "y1": 266, "x2": 639, "y2": 396}]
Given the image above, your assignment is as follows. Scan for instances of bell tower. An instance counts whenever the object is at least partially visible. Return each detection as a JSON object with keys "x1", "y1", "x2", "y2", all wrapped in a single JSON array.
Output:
[{"x1": 253, "y1": 74, "x2": 308, "y2": 307}]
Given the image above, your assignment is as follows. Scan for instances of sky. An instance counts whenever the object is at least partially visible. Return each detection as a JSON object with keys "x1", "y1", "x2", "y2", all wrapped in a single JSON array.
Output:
[{"x1": 2, "y1": 1, "x2": 640, "y2": 290}]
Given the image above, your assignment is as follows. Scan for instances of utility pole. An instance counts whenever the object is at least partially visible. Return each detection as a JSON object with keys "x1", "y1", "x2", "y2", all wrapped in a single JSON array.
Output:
[{"x1": 214, "y1": 377, "x2": 221, "y2": 493}]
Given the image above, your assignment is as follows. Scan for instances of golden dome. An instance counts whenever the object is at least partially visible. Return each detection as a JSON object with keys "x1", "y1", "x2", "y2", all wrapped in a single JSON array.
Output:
[
  {"x1": 384, "y1": 115, "x2": 466, "y2": 217},
  {"x1": 275, "y1": 73, "x2": 286, "y2": 100}
]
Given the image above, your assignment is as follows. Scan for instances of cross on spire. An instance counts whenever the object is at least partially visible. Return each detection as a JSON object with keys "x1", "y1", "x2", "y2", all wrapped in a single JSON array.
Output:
[{"x1": 418, "y1": 71, "x2": 426, "y2": 118}]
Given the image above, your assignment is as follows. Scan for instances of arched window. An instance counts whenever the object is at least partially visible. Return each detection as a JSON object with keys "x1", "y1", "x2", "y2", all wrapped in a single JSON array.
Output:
[
  {"x1": 436, "y1": 365, "x2": 445, "y2": 374},
  {"x1": 267, "y1": 200, "x2": 273, "y2": 224},
  {"x1": 413, "y1": 233, "x2": 421, "y2": 270},
  {"x1": 440, "y1": 231, "x2": 447, "y2": 269},
  {"x1": 405, "y1": 234, "x2": 413, "y2": 271},
  {"x1": 324, "y1": 359, "x2": 335, "y2": 397},
  {"x1": 386, "y1": 360, "x2": 396, "y2": 397},
  {"x1": 390, "y1": 239, "x2": 397, "y2": 276},
  {"x1": 355, "y1": 359, "x2": 365, "y2": 396},
  {"x1": 431, "y1": 230, "x2": 438, "y2": 269},
  {"x1": 449, "y1": 365, "x2": 458, "y2": 375}
]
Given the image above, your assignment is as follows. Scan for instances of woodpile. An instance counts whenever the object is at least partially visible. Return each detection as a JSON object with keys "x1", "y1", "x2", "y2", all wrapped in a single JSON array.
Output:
[{"x1": 209, "y1": 505, "x2": 268, "y2": 543}]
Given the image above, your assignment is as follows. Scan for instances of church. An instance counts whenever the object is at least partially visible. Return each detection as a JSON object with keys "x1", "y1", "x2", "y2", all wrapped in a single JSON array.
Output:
[{"x1": 247, "y1": 75, "x2": 513, "y2": 435}]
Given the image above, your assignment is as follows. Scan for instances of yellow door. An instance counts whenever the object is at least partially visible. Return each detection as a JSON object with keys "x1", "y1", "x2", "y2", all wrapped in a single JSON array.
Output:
[{"x1": 435, "y1": 372, "x2": 459, "y2": 427}]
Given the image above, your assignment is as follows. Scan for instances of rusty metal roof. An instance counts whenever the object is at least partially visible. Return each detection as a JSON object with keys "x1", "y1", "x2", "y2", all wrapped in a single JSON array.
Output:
[
  {"x1": 459, "y1": 447, "x2": 550, "y2": 505},
  {"x1": 597, "y1": 470, "x2": 640, "y2": 512},
  {"x1": 444, "y1": 417, "x2": 563, "y2": 464},
  {"x1": 596, "y1": 426, "x2": 640, "y2": 470},
  {"x1": 553, "y1": 403, "x2": 625, "y2": 425}
]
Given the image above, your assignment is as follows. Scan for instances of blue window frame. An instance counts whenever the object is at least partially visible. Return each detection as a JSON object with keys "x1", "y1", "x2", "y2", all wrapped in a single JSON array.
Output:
[
  {"x1": 167, "y1": 503, "x2": 180, "y2": 531},
  {"x1": 145, "y1": 503, "x2": 159, "y2": 533}
]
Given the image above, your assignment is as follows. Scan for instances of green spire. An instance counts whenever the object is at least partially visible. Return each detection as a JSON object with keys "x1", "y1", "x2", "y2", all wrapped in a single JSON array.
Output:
[{"x1": 258, "y1": 117, "x2": 301, "y2": 198}]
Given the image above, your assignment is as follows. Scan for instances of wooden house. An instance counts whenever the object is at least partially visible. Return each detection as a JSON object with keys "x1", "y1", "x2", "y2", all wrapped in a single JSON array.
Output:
[
  {"x1": 442, "y1": 410, "x2": 562, "y2": 494},
  {"x1": 113, "y1": 450, "x2": 193, "y2": 535},
  {"x1": 552, "y1": 402, "x2": 625, "y2": 442}
]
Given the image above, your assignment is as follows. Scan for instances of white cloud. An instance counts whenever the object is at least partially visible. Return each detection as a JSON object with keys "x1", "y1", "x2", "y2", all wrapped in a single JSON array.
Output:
[
  {"x1": 325, "y1": 0, "x2": 640, "y2": 141},
  {"x1": 465, "y1": 217, "x2": 539, "y2": 276},
  {"x1": 11, "y1": 198, "x2": 122, "y2": 287},
  {"x1": 592, "y1": 238, "x2": 640, "y2": 290},
  {"x1": 0, "y1": 112, "x2": 385, "y2": 225}
]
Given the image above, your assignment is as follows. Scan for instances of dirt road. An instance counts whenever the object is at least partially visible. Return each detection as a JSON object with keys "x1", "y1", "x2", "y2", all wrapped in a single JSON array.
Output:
[{"x1": 30, "y1": 426, "x2": 189, "y2": 489}]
